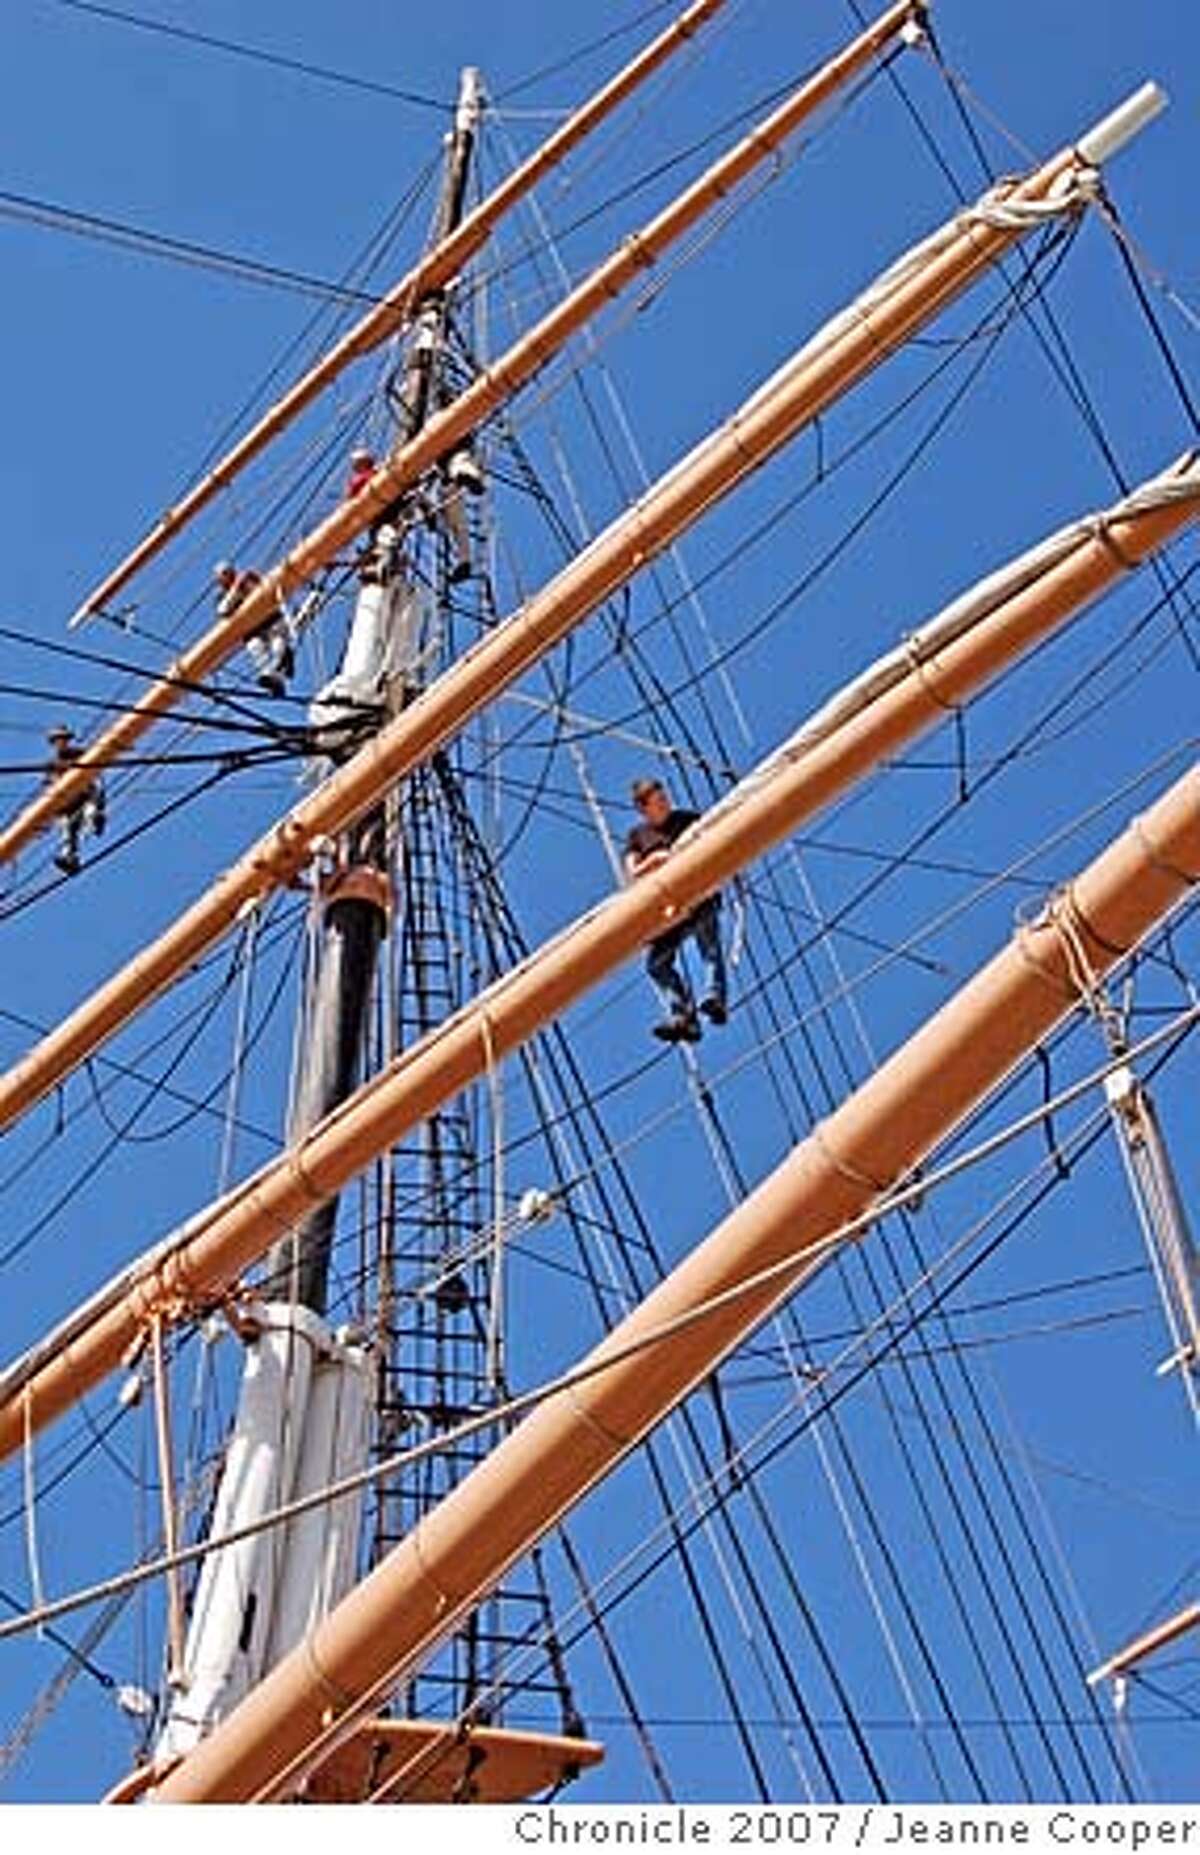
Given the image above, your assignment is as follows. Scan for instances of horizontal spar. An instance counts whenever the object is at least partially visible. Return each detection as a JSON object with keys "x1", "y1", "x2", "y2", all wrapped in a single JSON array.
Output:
[
  {"x1": 0, "y1": 450, "x2": 1194, "y2": 1464},
  {"x1": 0, "y1": 1, "x2": 931, "y2": 868},
  {"x1": 0, "y1": 88, "x2": 1152, "y2": 1132},
  {"x1": 1, "y1": 0, "x2": 920, "y2": 871},
  {"x1": 152, "y1": 756, "x2": 1200, "y2": 1800},
  {"x1": 66, "y1": 0, "x2": 732, "y2": 630}
]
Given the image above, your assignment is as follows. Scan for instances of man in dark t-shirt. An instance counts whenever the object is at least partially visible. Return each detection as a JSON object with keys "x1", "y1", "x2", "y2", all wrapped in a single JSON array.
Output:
[{"x1": 624, "y1": 776, "x2": 727, "y2": 1043}]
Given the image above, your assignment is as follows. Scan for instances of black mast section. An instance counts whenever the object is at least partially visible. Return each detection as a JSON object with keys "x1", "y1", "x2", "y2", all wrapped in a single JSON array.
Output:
[{"x1": 268, "y1": 70, "x2": 483, "y2": 1314}]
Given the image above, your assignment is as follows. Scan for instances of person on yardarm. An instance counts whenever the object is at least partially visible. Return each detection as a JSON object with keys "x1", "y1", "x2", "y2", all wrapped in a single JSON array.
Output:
[{"x1": 624, "y1": 776, "x2": 728, "y2": 1044}]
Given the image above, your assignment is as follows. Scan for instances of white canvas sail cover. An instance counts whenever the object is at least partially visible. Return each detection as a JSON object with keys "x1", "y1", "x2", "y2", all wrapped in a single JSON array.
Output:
[
  {"x1": 156, "y1": 1304, "x2": 367, "y2": 1765},
  {"x1": 264, "y1": 1342, "x2": 369, "y2": 1668},
  {"x1": 309, "y1": 564, "x2": 435, "y2": 749}
]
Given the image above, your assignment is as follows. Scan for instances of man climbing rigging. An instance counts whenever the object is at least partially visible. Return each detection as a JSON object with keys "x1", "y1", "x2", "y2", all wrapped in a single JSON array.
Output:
[
  {"x1": 624, "y1": 776, "x2": 727, "y2": 1043},
  {"x1": 440, "y1": 441, "x2": 484, "y2": 586},
  {"x1": 213, "y1": 560, "x2": 295, "y2": 698},
  {"x1": 45, "y1": 725, "x2": 106, "y2": 877}
]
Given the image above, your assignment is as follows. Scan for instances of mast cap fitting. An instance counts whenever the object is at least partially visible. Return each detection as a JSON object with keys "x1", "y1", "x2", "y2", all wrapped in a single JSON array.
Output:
[{"x1": 1077, "y1": 81, "x2": 1167, "y2": 167}]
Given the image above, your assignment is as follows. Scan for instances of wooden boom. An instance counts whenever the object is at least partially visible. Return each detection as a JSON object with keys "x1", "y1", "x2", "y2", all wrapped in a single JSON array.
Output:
[
  {"x1": 0, "y1": 95, "x2": 1144, "y2": 1131},
  {"x1": 0, "y1": 0, "x2": 920, "y2": 872},
  {"x1": 0, "y1": 452, "x2": 1194, "y2": 1465},
  {"x1": 149, "y1": 757, "x2": 1200, "y2": 1800}
]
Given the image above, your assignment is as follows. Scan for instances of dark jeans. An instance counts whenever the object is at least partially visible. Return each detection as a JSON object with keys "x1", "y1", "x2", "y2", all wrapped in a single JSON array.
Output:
[
  {"x1": 646, "y1": 899, "x2": 725, "y2": 1017},
  {"x1": 55, "y1": 785, "x2": 105, "y2": 873}
]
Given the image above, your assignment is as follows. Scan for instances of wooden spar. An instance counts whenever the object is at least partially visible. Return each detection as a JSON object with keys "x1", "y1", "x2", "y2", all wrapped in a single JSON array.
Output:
[
  {"x1": 66, "y1": 0, "x2": 730, "y2": 632},
  {"x1": 0, "y1": 0, "x2": 922, "y2": 875},
  {"x1": 0, "y1": 105, "x2": 1144, "y2": 1132},
  {"x1": 148, "y1": 1316, "x2": 186, "y2": 1689},
  {"x1": 1, "y1": 454, "x2": 1196, "y2": 1466},
  {"x1": 1088, "y1": 1603, "x2": 1200, "y2": 1686},
  {"x1": 147, "y1": 758, "x2": 1200, "y2": 1802}
]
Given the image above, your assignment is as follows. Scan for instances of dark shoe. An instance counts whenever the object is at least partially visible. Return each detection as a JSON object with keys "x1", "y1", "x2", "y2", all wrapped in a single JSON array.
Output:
[
  {"x1": 54, "y1": 851, "x2": 80, "y2": 877},
  {"x1": 653, "y1": 1008, "x2": 701, "y2": 1044},
  {"x1": 448, "y1": 558, "x2": 473, "y2": 586},
  {"x1": 699, "y1": 996, "x2": 727, "y2": 1026},
  {"x1": 257, "y1": 671, "x2": 286, "y2": 698}
]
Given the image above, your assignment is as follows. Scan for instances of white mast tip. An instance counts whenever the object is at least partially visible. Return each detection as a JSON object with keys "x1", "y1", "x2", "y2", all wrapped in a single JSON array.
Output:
[{"x1": 1077, "y1": 81, "x2": 1168, "y2": 166}]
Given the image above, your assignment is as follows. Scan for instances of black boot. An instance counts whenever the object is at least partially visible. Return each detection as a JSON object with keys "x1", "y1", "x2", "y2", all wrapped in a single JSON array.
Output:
[{"x1": 653, "y1": 1006, "x2": 701, "y2": 1044}]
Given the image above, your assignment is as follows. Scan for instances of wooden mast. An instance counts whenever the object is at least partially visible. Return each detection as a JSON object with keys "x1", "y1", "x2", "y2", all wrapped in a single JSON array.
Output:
[
  {"x1": 0, "y1": 93, "x2": 1150, "y2": 1133},
  {"x1": 147, "y1": 757, "x2": 1200, "y2": 1800},
  {"x1": 0, "y1": 453, "x2": 1194, "y2": 1464},
  {"x1": 0, "y1": 0, "x2": 919, "y2": 874},
  {"x1": 266, "y1": 65, "x2": 482, "y2": 1317}
]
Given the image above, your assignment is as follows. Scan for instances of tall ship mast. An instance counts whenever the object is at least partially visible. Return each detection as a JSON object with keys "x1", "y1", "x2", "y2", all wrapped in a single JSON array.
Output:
[{"x1": 0, "y1": 0, "x2": 1197, "y2": 1807}]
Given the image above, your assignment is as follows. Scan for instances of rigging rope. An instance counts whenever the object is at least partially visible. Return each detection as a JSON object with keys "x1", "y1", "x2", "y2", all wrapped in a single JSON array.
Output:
[
  {"x1": 47, "y1": 0, "x2": 452, "y2": 111},
  {"x1": 2, "y1": 1004, "x2": 1193, "y2": 1642},
  {"x1": 301, "y1": 1029, "x2": 1196, "y2": 1803}
]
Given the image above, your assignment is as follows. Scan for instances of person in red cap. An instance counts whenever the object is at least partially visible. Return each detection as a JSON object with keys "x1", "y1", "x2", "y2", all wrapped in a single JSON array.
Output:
[{"x1": 344, "y1": 447, "x2": 377, "y2": 501}]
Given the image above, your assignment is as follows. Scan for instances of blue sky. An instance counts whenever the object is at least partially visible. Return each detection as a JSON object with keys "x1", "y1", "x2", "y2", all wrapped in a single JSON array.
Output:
[{"x1": 0, "y1": 0, "x2": 1197, "y2": 1809}]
